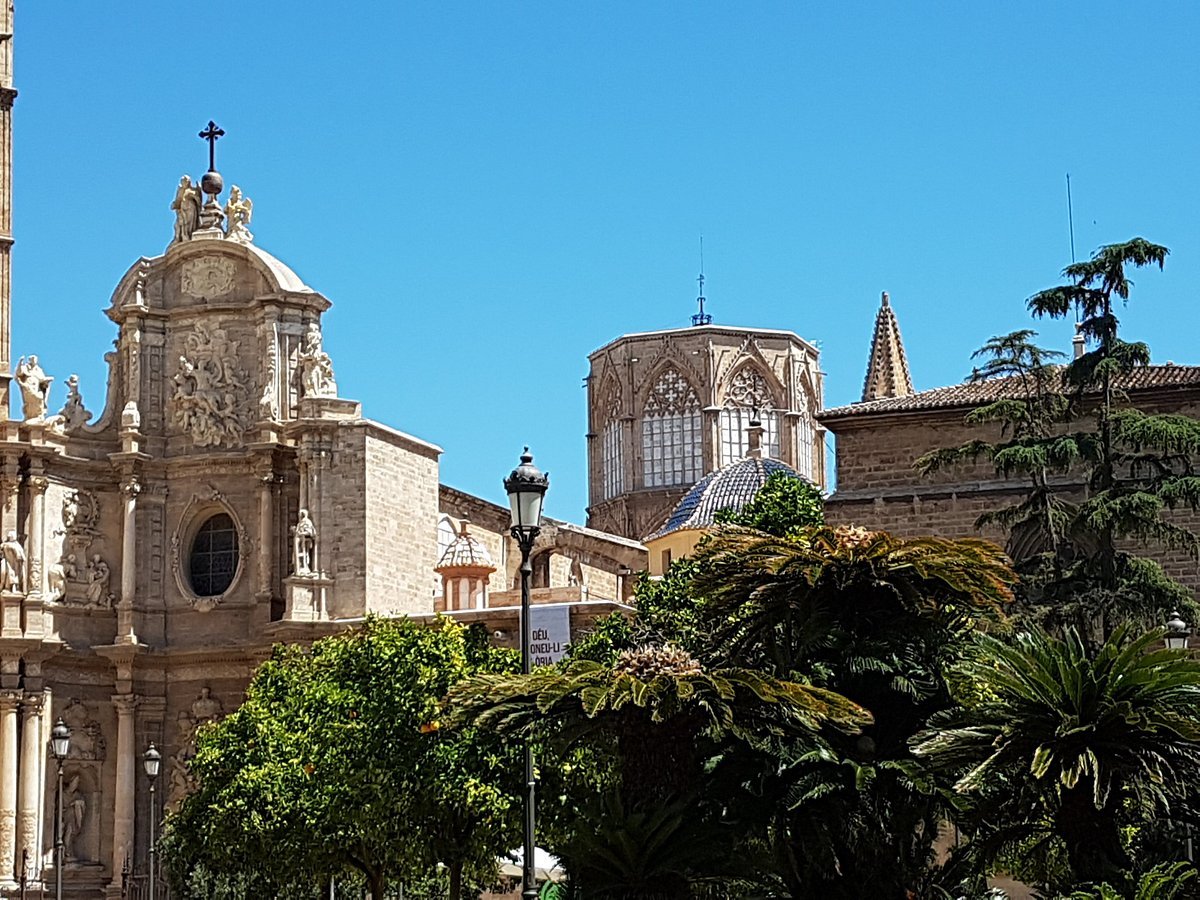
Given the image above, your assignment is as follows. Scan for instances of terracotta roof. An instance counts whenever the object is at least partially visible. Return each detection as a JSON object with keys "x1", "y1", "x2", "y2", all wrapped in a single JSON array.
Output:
[{"x1": 820, "y1": 365, "x2": 1200, "y2": 420}]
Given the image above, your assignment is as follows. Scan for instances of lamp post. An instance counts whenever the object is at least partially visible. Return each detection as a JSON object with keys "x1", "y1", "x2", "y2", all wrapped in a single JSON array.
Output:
[
  {"x1": 143, "y1": 743, "x2": 161, "y2": 900},
  {"x1": 504, "y1": 448, "x2": 549, "y2": 900},
  {"x1": 49, "y1": 717, "x2": 70, "y2": 900},
  {"x1": 1166, "y1": 611, "x2": 1192, "y2": 651}
]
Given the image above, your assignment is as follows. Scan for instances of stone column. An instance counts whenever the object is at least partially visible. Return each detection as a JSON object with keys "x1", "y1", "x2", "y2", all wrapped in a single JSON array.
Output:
[
  {"x1": 0, "y1": 691, "x2": 19, "y2": 883},
  {"x1": 16, "y1": 692, "x2": 42, "y2": 872},
  {"x1": 110, "y1": 694, "x2": 137, "y2": 882},
  {"x1": 116, "y1": 478, "x2": 139, "y2": 643},
  {"x1": 257, "y1": 470, "x2": 274, "y2": 596}
]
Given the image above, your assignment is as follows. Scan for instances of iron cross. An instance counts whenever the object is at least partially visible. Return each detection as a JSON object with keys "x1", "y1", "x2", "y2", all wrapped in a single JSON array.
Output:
[{"x1": 199, "y1": 120, "x2": 225, "y2": 171}]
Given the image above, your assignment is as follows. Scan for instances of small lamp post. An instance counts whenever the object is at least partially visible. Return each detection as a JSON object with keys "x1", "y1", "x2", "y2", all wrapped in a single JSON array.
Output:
[
  {"x1": 143, "y1": 743, "x2": 161, "y2": 900},
  {"x1": 1166, "y1": 611, "x2": 1192, "y2": 651},
  {"x1": 504, "y1": 448, "x2": 548, "y2": 900},
  {"x1": 49, "y1": 718, "x2": 71, "y2": 900}
]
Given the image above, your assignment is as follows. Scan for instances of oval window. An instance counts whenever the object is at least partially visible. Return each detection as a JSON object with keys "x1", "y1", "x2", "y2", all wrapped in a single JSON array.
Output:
[{"x1": 188, "y1": 513, "x2": 238, "y2": 597}]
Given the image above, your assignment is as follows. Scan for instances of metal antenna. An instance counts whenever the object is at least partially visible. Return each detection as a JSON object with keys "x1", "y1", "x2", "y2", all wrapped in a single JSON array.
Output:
[{"x1": 692, "y1": 235, "x2": 711, "y2": 326}]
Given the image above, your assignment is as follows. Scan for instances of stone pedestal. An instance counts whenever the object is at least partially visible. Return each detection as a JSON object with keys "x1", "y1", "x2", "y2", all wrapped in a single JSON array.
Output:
[
  {"x1": 296, "y1": 396, "x2": 361, "y2": 420},
  {"x1": 0, "y1": 591, "x2": 19, "y2": 640},
  {"x1": 283, "y1": 575, "x2": 332, "y2": 623}
]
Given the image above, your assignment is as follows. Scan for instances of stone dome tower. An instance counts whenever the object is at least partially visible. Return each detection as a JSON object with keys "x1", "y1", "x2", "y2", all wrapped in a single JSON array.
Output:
[{"x1": 434, "y1": 520, "x2": 496, "y2": 611}]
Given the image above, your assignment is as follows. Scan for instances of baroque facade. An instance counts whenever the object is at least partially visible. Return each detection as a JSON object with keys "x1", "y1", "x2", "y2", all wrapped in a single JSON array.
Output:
[
  {"x1": 0, "y1": 11, "x2": 642, "y2": 897},
  {"x1": 585, "y1": 324, "x2": 825, "y2": 541}
]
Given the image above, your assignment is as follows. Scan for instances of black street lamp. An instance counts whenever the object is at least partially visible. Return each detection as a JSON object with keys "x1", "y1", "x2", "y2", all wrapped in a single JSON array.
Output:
[
  {"x1": 504, "y1": 448, "x2": 548, "y2": 900},
  {"x1": 143, "y1": 743, "x2": 161, "y2": 900},
  {"x1": 1166, "y1": 611, "x2": 1192, "y2": 651},
  {"x1": 49, "y1": 717, "x2": 71, "y2": 900}
]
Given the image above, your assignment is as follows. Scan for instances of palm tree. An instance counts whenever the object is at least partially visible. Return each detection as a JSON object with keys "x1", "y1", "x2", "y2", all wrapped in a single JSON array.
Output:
[
  {"x1": 685, "y1": 525, "x2": 1017, "y2": 897},
  {"x1": 447, "y1": 643, "x2": 868, "y2": 899},
  {"x1": 692, "y1": 525, "x2": 1016, "y2": 677},
  {"x1": 913, "y1": 627, "x2": 1200, "y2": 892}
]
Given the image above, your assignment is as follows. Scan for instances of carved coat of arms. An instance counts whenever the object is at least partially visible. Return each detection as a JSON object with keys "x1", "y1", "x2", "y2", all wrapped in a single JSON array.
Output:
[{"x1": 180, "y1": 257, "x2": 235, "y2": 300}]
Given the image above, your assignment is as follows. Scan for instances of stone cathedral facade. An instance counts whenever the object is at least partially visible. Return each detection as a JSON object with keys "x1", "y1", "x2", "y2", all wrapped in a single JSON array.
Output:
[{"x1": 0, "y1": 9, "x2": 642, "y2": 897}]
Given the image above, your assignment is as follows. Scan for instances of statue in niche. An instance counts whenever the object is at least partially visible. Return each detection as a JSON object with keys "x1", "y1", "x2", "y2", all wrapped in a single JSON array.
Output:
[
  {"x1": 171, "y1": 176, "x2": 201, "y2": 243},
  {"x1": 191, "y1": 686, "x2": 224, "y2": 724},
  {"x1": 0, "y1": 531, "x2": 25, "y2": 594},
  {"x1": 58, "y1": 374, "x2": 91, "y2": 430},
  {"x1": 84, "y1": 555, "x2": 112, "y2": 608},
  {"x1": 61, "y1": 773, "x2": 85, "y2": 862},
  {"x1": 14, "y1": 355, "x2": 52, "y2": 421},
  {"x1": 293, "y1": 509, "x2": 317, "y2": 576},
  {"x1": 296, "y1": 323, "x2": 337, "y2": 399},
  {"x1": 168, "y1": 688, "x2": 225, "y2": 811},
  {"x1": 224, "y1": 185, "x2": 253, "y2": 243},
  {"x1": 61, "y1": 699, "x2": 105, "y2": 760}
]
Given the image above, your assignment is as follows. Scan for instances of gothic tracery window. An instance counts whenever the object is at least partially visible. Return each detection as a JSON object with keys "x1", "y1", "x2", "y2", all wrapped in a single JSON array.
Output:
[
  {"x1": 600, "y1": 380, "x2": 625, "y2": 500},
  {"x1": 641, "y1": 367, "x2": 702, "y2": 488},
  {"x1": 719, "y1": 367, "x2": 780, "y2": 464},
  {"x1": 795, "y1": 382, "x2": 816, "y2": 480}
]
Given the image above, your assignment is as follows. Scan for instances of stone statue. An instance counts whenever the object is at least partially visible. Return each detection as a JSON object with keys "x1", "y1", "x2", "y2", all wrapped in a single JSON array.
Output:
[
  {"x1": 171, "y1": 175, "x2": 201, "y2": 243},
  {"x1": 47, "y1": 555, "x2": 70, "y2": 601},
  {"x1": 61, "y1": 773, "x2": 85, "y2": 861},
  {"x1": 191, "y1": 686, "x2": 223, "y2": 724},
  {"x1": 0, "y1": 531, "x2": 25, "y2": 593},
  {"x1": 58, "y1": 374, "x2": 91, "y2": 430},
  {"x1": 14, "y1": 355, "x2": 52, "y2": 421},
  {"x1": 297, "y1": 323, "x2": 337, "y2": 399},
  {"x1": 120, "y1": 401, "x2": 141, "y2": 431},
  {"x1": 84, "y1": 555, "x2": 111, "y2": 607},
  {"x1": 224, "y1": 185, "x2": 253, "y2": 243},
  {"x1": 293, "y1": 509, "x2": 316, "y2": 576}
]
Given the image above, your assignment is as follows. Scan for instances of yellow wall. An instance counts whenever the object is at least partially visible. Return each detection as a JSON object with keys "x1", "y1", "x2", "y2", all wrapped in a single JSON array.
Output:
[{"x1": 644, "y1": 529, "x2": 705, "y2": 576}]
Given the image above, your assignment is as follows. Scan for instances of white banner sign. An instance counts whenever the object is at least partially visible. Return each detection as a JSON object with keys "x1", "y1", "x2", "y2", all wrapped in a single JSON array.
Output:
[{"x1": 529, "y1": 605, "x2": 571, "y2": 667}]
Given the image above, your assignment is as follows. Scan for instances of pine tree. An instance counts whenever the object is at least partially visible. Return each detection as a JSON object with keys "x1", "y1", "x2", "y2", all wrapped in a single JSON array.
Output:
[{"x1": 919, "y1": 239, "x2": 1200, "y2": 637}]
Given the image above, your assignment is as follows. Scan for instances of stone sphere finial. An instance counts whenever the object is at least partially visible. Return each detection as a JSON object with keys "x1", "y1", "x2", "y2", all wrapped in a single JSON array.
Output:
[{"x1": 200, "y1": 169, "x2": 224, "y2": 198}]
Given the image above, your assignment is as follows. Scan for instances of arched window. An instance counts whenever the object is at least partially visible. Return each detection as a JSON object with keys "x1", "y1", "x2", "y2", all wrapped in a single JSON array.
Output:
[
  {"x1": 795, "y1": 383, "x2": 816, "y2": 480},
  {"x1": 189, "y1": 513, "x2": 239, "y2": 597},
  {"x1": 718, "y1": 367, "x2": 780, "y2": 464},
  {"x1": 641, "y1": 367, "x2": 702, "y2": 488},
  {"x1": 599, "y1": 380, "x2": 625, "y2": 500}
]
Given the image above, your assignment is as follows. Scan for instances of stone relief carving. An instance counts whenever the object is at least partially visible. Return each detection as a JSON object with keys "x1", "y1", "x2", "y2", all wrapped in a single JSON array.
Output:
[
  {"x1": 223, "y1": 185, "x2": 253, "y2": 243},
  {"x1": 169, "y1": 323, "x2": 249, "y2": 448},
  {"x1": 167, "y1": 687, "x2": 225, "y2": 812},
  {"x1": 49, "y1": 491, "x2": 113, "y2": 607},
  {"x1": 14, "y1": 355, "x2": 51, "y2": 422},
  {"x1": 171, "y1": 176, "x2": 201, "y2": 243},
  {"x1": 0, "y1": 531, "x2": 25, "y2": 594},
  {"x1": 296, "y1": 322, "x2": 337, "y2": 399},
  {"x1": 61, "y1": 698, "x2": 106, "y2": 760},
  {"x1": 57, "y1": 374, "x2": 92, "y2": 430},
  {"x1": 292, "y1": 508, "x2": 316, "y2": 576},
  {"x1": 180, "y1": 256, "x2": 235, "y2": 300}
]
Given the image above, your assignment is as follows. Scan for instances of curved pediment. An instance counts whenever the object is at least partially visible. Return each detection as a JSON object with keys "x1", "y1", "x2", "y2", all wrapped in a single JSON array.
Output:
[{"x1": 106, "y1": 239, "x2": 328, "y2": 320}]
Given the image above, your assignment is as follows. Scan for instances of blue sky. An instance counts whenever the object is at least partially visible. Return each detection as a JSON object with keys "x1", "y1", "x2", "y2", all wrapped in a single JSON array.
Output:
[{"x1": 15, "y1": 3, "x2": 1200, "y2": 521}]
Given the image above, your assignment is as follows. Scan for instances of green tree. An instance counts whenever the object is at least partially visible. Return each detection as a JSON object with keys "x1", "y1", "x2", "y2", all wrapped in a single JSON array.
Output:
[
  {"x1": 920, "y1": 240, "x2": 1200, "y2": 638},
  {"x1": 691, "y1": 525, "x2": 1016, "y2": 897},
  {"x1": 913, "y1": 627, "x2": 1200, "y2": 893},
  {"x1": 448, "y1": 642, "x2": 868, "y2": 899},
  {"x1": 714, "y1": 470, "x2": 825, "y2": 536},
  {"x1": 160, "y1": 617, "x2": 520, "y2": 900}
]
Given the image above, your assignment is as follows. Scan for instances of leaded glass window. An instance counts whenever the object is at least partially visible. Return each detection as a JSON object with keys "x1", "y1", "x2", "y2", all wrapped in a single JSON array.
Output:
[
  {"x1": 718, "y1": 367, "x2": 780, "y2": 464},
  {"x1": 189, "y1": 513, "x2": 238, "y2": 597},
  {"x1": 641, "y1": 368, "x2": 702, "y2": 488},
  {"x1": 600, "y1": 380, "x2": 625, "y2": 500}
]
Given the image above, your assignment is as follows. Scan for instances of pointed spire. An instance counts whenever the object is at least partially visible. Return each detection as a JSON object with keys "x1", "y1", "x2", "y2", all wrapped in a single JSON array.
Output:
[{"x1": 861, "y1": 291, "x2": 914, "y2": 402}]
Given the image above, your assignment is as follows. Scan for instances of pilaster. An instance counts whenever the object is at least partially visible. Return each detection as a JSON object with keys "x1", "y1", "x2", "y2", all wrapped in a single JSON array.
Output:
[
  {"x1": 109, "y1": 693, "x2": 138, "y2": 889},
  {"x1": 15, "y1": 690, "x2": 41, "y2": 873},
  {"x1": 0, "y1": 690, "x2": 19, "y2": 885},
  {"x1": 116, "y1": 476, "x2": 139, "y2": 644}
]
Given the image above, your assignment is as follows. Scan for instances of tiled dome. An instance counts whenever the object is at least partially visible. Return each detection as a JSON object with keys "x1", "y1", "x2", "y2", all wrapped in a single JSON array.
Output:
[
  {"x1": 435, "y1": 522, "x2": 495, "y2": 572},
  {"x1": 646, "y1": 457, "x2": 805, "y2": 541}
]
